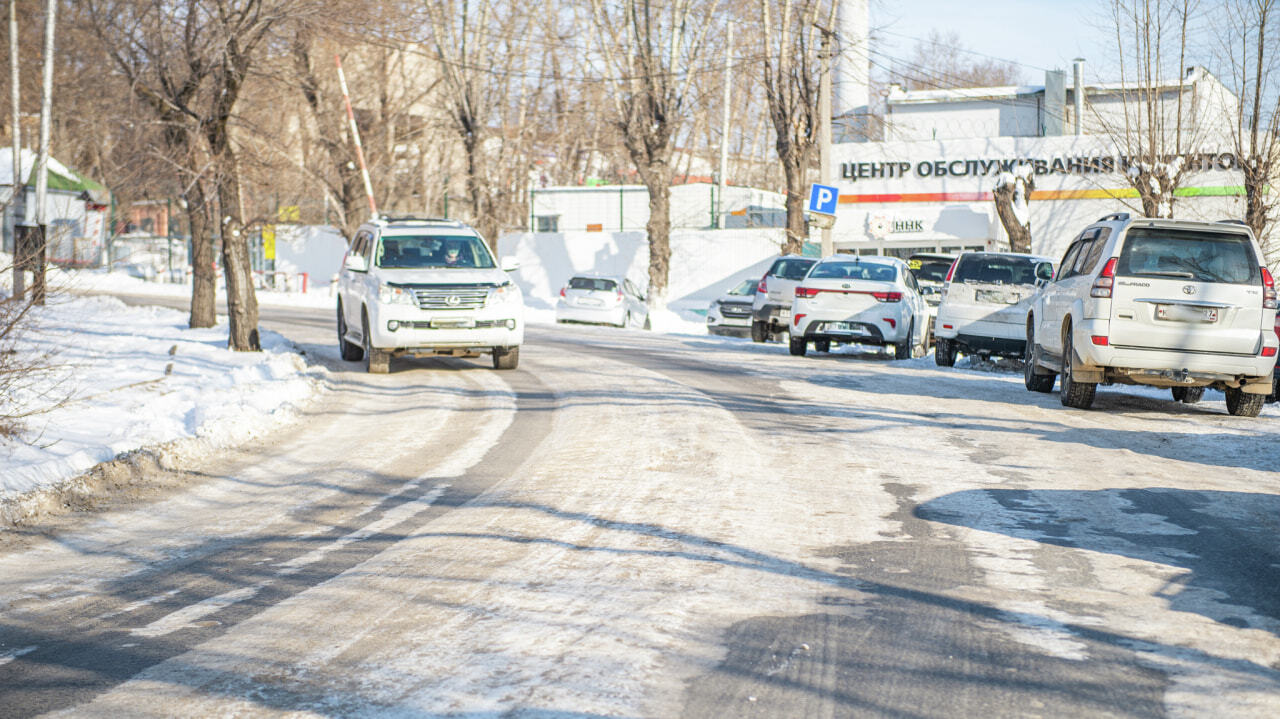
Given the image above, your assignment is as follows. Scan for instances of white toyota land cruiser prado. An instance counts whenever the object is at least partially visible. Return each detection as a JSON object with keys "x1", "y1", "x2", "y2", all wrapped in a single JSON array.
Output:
[
  {"x1": 336, "y1": 217, "x2": 524, "y2": 373},
  {"x1": 1024, "y1": 213, "x2": 1278, "y2": 417}
]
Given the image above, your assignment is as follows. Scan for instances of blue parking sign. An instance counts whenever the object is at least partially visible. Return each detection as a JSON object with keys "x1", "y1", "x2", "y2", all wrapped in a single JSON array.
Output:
[{"x1": 808, "y1": 183, "x2": 839, "y2": 215}]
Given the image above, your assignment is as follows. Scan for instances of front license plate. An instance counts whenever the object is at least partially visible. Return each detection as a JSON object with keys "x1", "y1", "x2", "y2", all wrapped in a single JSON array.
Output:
[
  {"x1": 1156, "y1": 304, "x2": 1218, "y2": 323},
  {"x1": 432, "y1": 318, "x2": 476, "y2": 329}
]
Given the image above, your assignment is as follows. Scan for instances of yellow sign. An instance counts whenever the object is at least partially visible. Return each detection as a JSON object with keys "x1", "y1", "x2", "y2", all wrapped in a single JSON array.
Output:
[
  {"x1": 277, "y1": 205, "x2": 301, "y2": 222},
  {"x1": 263, "y1": 225, "x2": 276, "y2": 260}
]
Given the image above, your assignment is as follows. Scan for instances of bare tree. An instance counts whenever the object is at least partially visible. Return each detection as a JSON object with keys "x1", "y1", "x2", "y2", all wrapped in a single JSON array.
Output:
[
  {"x1": 993, "y1": 164, "x2": 1035, "y2": 253},
  {"x1": 759, "y1": 0, "x2": 834, "y2": 254},
  {"x1": 1095, "y1": 0, "x2": 1203, "y2": 218},
  {"x1": 1218, "y1": 0, "x2": 1280, "y2": 260},
  {"x1": 588, "y1": 0, "x2": 721, "y2": 307},
  {"x1": 887, "y1": 30, "x2": 1024, "y2": 90}
]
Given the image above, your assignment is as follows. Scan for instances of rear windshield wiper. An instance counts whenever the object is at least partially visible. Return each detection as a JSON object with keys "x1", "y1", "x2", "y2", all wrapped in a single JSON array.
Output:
[{"x1": 1131, "y1": 270, "x2": 1196, "y2": 279}]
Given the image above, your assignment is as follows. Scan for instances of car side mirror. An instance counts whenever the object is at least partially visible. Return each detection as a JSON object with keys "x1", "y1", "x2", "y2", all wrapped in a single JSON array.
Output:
[
  {"x1": 344, "y1": 253, "x2": 368, "y2": 273},
  {"x1": 501, "y1": 256, "x2": 520, "y2": 272},
  {"x1": 1035, "y1": 262, "x2": 1055, "y2": 283}
]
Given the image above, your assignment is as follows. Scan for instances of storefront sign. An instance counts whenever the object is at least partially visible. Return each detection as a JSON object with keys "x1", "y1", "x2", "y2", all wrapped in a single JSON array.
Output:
[{"x1": 840, "y1": 152, "x2": 1239, "y2": 182}]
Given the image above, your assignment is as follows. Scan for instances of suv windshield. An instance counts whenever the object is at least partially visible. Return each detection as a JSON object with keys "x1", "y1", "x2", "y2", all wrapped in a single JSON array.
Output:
[
  {"x1": 770, "y1": 258, "x2": 816, "y2": 280},
  {"x1": 953, "y1": 255, "x2": 1040, "y2": 285},
  {"x1": 1117, "y1": 228, "x2": 1260, "y2": 284},
  {"x1": 569, "y1": 277, "x2": 617, "y2": 292},
  {"x1": 809, "y1": 261, "x2": 897, "y2": 281},
  {"x1": 376, "y1": 234, "x2": 494, "y2": 269},
  {"x1": 908, "y1": 257, "x2": 953, "y2": 283}
]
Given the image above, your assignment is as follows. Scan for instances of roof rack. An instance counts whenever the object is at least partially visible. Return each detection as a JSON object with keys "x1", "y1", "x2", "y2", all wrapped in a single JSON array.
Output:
[
  {"x1": 376, "y1": 215, "x2": 464, "y2": 225},
  {"x1": 1097, "y1": 212, "x2": 1130, "y2": 222}
]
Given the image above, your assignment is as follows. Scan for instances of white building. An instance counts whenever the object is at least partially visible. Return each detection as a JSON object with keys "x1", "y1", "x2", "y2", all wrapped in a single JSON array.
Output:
[
  {"x1": 830, "y1": 66, "x2": 1249, "y2": 261},
  {"x1": 527, "y1": 183, "x2": 786, "y2": 234},
  {"x1": 0, "y1": 148, "x2": 110, "y2": 266}
]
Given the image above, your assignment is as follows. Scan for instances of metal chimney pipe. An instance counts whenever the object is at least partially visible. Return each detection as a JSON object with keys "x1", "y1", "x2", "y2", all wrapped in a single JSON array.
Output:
[{"x1": 1073, "y1": 58, "x2": 1085, "y2": 136}]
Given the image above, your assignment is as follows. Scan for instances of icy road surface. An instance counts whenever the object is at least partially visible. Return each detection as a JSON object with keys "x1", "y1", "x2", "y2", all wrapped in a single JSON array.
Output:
[{"x1": 2, "y1": 300, "x2": 1280, "y2": 718}]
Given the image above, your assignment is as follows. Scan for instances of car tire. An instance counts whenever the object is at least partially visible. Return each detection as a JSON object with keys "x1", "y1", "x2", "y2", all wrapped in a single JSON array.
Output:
[
  {"x1": 493, "y1": 346, "x2": 519, "y2": 370},
  {"x1": 815, "y1": 339, "x2": 831, "y2": 353},
  {"x1": 789, "y1": 335, "x2": 807, "y2": 357},
  {"x1": 934, "y1": 336, "x2": 957, "y2": 367},
  {"x1": 337, "y1": 301, "x2": 364, "y2": 362},
  {"x1": 362, "y1": 310, "x2": 389, "y2": 374},
  {"x1": 1171, "y1": 386, "x2": 1205, "y2": 404},
  {"x1": 894, "y1": 320, "x2": 913, "y2": 360},
  {"x1": 1224, "y1": 386, "x2": 1264, "y2": 417},
  {"x1": 751, "y1": 320, "x2": 767, "y2": 343},
  {"x1": 1267, "y1": 376, "x2": 1279, "y2": 403},
  {"x1": 1059, "y1": 328, "x2": 1096, "y2": 409},
  {"x1": 1023, "y1": 326, "x2": 1055, "y2": 393}
]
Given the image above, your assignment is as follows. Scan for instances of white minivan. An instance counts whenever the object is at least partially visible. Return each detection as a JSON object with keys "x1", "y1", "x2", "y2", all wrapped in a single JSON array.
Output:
[{"x1": 934, "y1": 252, "x2": 1055, "y2": 366}]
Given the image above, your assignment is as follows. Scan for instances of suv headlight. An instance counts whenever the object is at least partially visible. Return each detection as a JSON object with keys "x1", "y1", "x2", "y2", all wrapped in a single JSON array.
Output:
[
  {"x1": 379, "y1": 284, "x2": 415, "y2": 305},
  {"x1": 488, "y1": 282, "x2": 521, "y2": 306}
]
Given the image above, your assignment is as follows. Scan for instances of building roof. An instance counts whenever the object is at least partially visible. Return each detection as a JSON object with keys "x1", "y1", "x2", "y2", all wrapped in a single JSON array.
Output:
[
  {"x1": 887, "y1": 67, "x2": 1207, "y2": 106},
  {"x1": 0, "y1": 147, "x2": 106, "y2": 193}
]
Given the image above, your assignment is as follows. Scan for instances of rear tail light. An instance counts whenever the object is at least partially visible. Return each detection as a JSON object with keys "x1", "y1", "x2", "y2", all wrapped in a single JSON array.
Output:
[
  {"x1": 795, "y1": 287, "x2": 820, "y2": 298},
  {"x1": 944, "y1": 259, "x2": 958, "y2": 283},
  {"x1": 873, "y1": 291, "x2": 903, "y2": 303},
  {"x1": 1262, "y1": 267, "x2": 1277, "y2": 309},
  {"x1": 1091, "y1": 335, "x2": 1109, "y2": 346},
  {"x1": 560, "y1": 287, "x2": 566, "y2": 298},
  {"x1": 1090, "y1": 258, "x2": 1118, "y2": 298},
  {"x1": 1263, "y1": 346, "x2": 1277, "y2": 357},
  {"x1": 757, "y1": 276, "x2": 768, "y2": 294},
  {"x1": 616, "y1": 289, "x2": 623, "y2": 301}
]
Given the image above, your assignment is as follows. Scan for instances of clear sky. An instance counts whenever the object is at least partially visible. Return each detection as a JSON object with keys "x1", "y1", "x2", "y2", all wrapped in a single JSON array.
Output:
[{"x1": 872, "y1": 0, "x2": 1122, "y2": 85}]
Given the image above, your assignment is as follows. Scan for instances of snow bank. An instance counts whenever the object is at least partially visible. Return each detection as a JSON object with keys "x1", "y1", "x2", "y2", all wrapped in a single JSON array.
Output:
[
  {"x1": 498, "y1": 228, "x2": 784, "y2": 319},
  {"x1": 0, "y1": 295, "x2": 322, "y2": 502}
]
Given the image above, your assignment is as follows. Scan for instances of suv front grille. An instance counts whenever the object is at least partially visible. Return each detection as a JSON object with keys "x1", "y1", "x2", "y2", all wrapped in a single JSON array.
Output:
[{"x1": 410, "y1": 285, "x2": 490, "y2": 310}]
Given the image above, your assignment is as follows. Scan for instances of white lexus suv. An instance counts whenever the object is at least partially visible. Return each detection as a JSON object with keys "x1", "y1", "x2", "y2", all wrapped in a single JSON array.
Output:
[
  {"x1": 1024, "y1": 213, "x2": 1278, "y2": 416},
  {"x1": 336, "y1": 217, "x2": 524, "y2": 373}
]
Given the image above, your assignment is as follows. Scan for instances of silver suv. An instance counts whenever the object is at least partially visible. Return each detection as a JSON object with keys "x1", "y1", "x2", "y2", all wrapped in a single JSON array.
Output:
[
  {"x1": 336, "y1": 217, "x2": 524, "y2": 373},
  {"x1": 751, "y1": 255, "x2": 817, "y2": 342},
  {"x1": 1024, "y1": 213, "x2": 1278, "y2": 416}
]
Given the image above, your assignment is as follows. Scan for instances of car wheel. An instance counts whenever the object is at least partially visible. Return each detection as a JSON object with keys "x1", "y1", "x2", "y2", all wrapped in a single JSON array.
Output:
[
  {"x1": 894, "y1": 320, "x2": 913, "y2": 360},
  {"x1": 362, "y1": 310, "x2": 389, "y2": 374},
  {"x1": 1171, "y1": 386, "x2": 1205, "y2": 404},
  {"x1": 337, "y1": 300, "x2": 363, "y2": 362},
  {"x1": 1267, "y1": 375, "x2": 1279, "y2": 403},
  {"x1": 751, "y1": 320, "x2": 767, "y2": 343},
  {"x1": 1224, "y1": 386, "x2": 1264, "y2": 417},
  {"x1": 814, "y1": 338, "x2": 831, "y2": 353},
  {"x1": 1059, "y1": 327, "x2": 1096, "y2": 409},
  {"x1": 789, "y1": 335, "x2": 808, "y2": 357},
  {"x1": 493, "y1": 346, "x2": 519, "y2": 370},
  {"x1": 934, "y1": 336, "x2": 957, "y2": 367},
  {"x1": 1023, "y1": 326, "x2": 1055, "y2": 393}
]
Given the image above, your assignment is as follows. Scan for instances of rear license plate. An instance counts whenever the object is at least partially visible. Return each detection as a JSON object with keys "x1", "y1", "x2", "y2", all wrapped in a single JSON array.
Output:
[
  {"x1": 976, "y1": 289, "x2": 1017, "y2": 305},
  {"x1": 825, "y1": 322, "x2": 867, "y2": 334},
  {"x1": 1155, "y1": 304, "x2": 1218, "y2": 323},
  {"x1": 779, "y1": 309, "x2": 790, "y2": 319},
  {"x1": 578, "y1": 298, "x2": 603, "y2": 307},
  {"x1": 431, "y1": 318, "x2": 476, "y2": 329}
]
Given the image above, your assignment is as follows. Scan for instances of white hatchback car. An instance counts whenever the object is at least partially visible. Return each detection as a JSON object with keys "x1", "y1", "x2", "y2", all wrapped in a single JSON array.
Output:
[
  {"x1": 934, "y1": 251, "x2": 1055, "y2": 366},
  {"x1": 555, "y1": 275, "x2": 650, "y2": 329},
  {"x1": 336, "y1": 217, "x2": 524, "y2": 373},
  {"x1": 789, "y1": 255, "x2": 929, "y2": 358}
]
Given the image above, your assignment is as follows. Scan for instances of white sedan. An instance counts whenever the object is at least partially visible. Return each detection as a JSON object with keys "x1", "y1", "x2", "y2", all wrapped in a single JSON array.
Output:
[
  {"x1": 555, "y1": 275, "x2": 651, "y2": 329},
  {"x1": 789, "y1": 255, "x2": 929, "y2": 358}
]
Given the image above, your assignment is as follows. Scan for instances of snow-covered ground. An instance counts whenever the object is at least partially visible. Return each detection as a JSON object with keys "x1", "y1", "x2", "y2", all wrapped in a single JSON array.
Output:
[{"x1": 0, "y1": 289, "x2": 323, "y2": 509}]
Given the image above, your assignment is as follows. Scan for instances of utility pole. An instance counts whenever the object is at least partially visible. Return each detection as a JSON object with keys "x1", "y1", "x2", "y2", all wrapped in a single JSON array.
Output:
[
  {"x1": 716, "y1": 24, "x2": 732, "y2": 230},
  {"x1": 31, "y1": 0, "x2": 55, "y2": 305},
  {"x1": 818, "y1": 30, "x2": 834, "y2": 258},
  {"x1": 9, "y1": 0, "x2": 21, "y2": 300}
]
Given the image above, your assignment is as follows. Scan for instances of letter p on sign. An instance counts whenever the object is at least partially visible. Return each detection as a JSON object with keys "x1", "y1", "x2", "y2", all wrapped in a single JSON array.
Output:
[{"x1": 808, "y1": 183, "x2": 839, "y2": 216}]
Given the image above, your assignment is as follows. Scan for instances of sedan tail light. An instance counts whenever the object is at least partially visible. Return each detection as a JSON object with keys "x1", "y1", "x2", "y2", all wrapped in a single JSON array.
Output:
[
  {"x1": 1090, "y1": 258, "x2": 1118, "y2": 298},
  {"x1": 757, "y1": 276, "x2": 768, "y2": 294},
  {"x1": 560, "y1": 287, "x2": 566, "y2": 298},
  {"x1": 795, "y1": 286, "x2": 820, "y2": 298},
  {"x1": 872, "y1": 291, "x2": 903, "y2": 303},
  {"x1": 1262, "y1": 267, "x2": 1277, "y2": 309}
]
